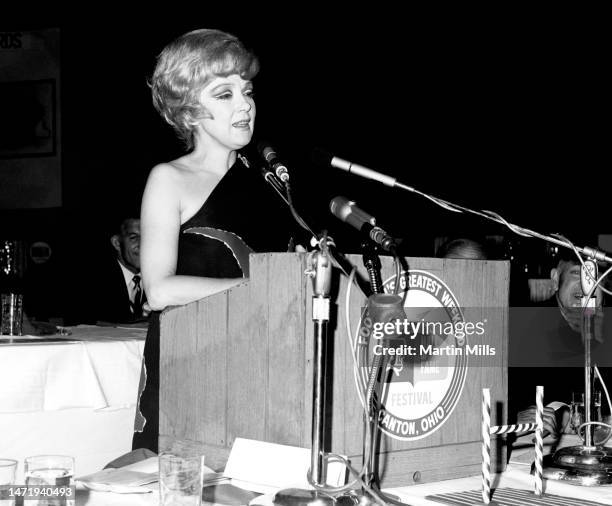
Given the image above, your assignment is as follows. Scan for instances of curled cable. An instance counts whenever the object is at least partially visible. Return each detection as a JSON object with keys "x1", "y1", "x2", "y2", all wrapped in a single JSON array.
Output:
[
  {"x1": 306, "y1": 452, "x2": 390, "y2": 506},
  {"x1": 593, "y1": 365, "x2": 612, "y2": 446},
  {"x1": 397, "y1": 180, "x2": 612, "y2": 266},
  {"x1": 577, "y1": 421, "x2": 612, "y2": 446}
]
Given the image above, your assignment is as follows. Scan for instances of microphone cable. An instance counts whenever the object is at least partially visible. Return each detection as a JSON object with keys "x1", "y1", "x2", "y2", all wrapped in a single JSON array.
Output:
[
  {"x1": 316, "y1": 148, "x2": 612, "y2": 266},
  {"x1": 283, "y1": 179, "x2": 317, "y2": 239},
  {"x1": 260, "y1": 160, "x2": 369, "y2": 296}
]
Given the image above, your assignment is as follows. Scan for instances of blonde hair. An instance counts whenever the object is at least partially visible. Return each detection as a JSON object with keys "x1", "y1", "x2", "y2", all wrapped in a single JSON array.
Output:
[{"x1": 151, "y1": 28, "x2": 259, "y2": 149}]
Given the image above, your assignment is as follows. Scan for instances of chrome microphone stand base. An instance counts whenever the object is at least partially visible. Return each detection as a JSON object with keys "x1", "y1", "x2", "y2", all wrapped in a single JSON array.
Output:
[
  {"x1": 272, "y1": 488, "x2": 360, "y2": 505},
  {"x1": 345, "y1": 490, "x2": 404, "y2": 505},
  {"x1": 540, "y1": 447, "x2": 612, "y2": 486},
  {"x1": 273, "y1": 488, "x2": 404, "y2": 505}
]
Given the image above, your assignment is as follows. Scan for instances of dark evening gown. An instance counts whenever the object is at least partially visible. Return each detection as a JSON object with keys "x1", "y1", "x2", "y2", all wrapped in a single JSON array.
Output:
[{"x1": 132, "y1": 154, "x2": 295, "y2": 452}]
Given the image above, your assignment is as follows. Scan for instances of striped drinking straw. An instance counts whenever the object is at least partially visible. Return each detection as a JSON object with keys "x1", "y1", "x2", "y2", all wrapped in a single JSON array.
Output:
[
  {"x1": 481, "y1": 388, "x2": 491, "y2": 504},
  {"x1": 534, "y1": 385, "x2": 544, "y2": 496}
]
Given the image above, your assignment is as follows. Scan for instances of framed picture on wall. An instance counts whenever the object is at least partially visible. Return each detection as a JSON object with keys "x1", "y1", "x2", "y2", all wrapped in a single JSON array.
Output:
[{"x1": 0, "y1": 79, "x2": 56, "y2": 158}]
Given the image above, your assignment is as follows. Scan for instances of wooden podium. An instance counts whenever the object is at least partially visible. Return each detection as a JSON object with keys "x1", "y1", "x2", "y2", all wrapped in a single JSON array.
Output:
[{"x1": 159, "y1": 253, "x2": 509, "y2": 487}]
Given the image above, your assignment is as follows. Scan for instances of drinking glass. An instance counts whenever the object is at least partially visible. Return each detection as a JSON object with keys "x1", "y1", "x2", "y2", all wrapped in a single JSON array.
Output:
[
  {"x1": 159, "y1": 452, "x2": 204, "y2": 506},
  {"x1": 1, "y1": 294, "x2": 23, "y2": 336},
  {"x1": 24, "y1": 455, "x2": 74, "y2": 506},
  {"x1": 0, "y1": 459, "x2": 17, "y2": 506}
]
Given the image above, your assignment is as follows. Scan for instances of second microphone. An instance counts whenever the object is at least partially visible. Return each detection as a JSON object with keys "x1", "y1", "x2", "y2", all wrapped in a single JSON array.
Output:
[
  {"x1": 257, "y1": 141, "x2": 290, "y2": 183},
  {"x1": 329, "y1": 196, "x2": 397, "y2": 253}
]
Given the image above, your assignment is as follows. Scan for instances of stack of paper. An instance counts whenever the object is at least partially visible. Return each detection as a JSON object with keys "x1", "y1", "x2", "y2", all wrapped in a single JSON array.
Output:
[
  {"x1": 77, "y1": 457, "x2": 159, "y2": 493},
  {"x1": 77, "y1": 456, "x2": 225, "y2": 494},
  {"x1": 224, "y1": 438, "x2": 348, "y2": 495}
]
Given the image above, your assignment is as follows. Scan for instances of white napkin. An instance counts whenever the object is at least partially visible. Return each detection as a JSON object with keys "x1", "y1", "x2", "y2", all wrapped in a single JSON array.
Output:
[
  {"x1": 77, "y1": 457, "x2": 159, "y2": 494},
  {"x1": 77, "y1": 456, "x2": 225, "y2": 494}
]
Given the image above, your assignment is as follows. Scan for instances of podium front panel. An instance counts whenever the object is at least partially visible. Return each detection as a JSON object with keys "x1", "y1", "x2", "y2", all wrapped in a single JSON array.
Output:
[{"x1": 160, "y1": 253, "x2": 509, "y2": 484}]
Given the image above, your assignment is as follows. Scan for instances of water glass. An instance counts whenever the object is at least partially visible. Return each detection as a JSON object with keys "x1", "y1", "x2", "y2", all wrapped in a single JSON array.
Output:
[
  {"x1": 159, "y1": 452, "x2": 204, "y2": 506},
  {"x1": 1, "y1": 294, "x2": 23, "y2": 336},
  {"x1": 24, "y1": 455, "x2": 74, "y2": 506},
  {"x1": 0, "y1": 459, "x2": 17, "y2": 506}
]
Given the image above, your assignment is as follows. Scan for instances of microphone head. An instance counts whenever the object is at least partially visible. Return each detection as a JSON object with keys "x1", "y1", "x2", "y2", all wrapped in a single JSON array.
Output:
[
  {"x1": 256, "y1": 140, "x2": 276, "y2": 163},
  {"x1": 329, "y1": 196, "x2": 352, "y2": 222},
  {"x1": 366, "y1": 293, "x2": 407, "y2": 343},
  {"x1": 329, "y1": 195, "x2": 355, "y2": 222},
  {"x1": 330, "y1": 196, "x2": 377, "y2": 231}
]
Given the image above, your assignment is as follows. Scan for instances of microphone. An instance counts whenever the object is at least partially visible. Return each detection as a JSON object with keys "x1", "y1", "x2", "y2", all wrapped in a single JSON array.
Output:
[
  {"x1": 312, "y1": 148, "x2": 397, "y2": 187},
  {"x1": 257, "y1": 141, "x2": 290, "y2": 183},
  {"x1": 366, "y1": 293, "x2": 407, "y2": 344},
  {"x1": 329, "y1": 196, "x2": 397, "y2": 252},
  {"x1": 580, "y1": 259, "x2": 598, "y2": 302}
]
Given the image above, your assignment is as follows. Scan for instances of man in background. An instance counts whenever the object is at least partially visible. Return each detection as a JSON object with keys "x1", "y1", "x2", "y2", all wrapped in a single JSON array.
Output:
[
  {"x1": 67, "y1": 217, "x2": 147, "y2": 324},
  {"x1": 106, "y1": 217, "x2": 147, "y2": 323},
  {"x1": 436, "y1": 237, "x2": 488, "y2": 260},
  {"x1": 511, "y1": 249, "x2": 610, "y2": 436}
]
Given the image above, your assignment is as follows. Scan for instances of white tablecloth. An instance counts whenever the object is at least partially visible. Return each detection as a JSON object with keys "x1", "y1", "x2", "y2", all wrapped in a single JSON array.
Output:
[
  {"x1": 0, "y1": 325, "x2": 146, "y2": 478},
  {"x1": 5, "y1": 328, "x2": 605, "y2": 505},
  {"x1": 387, "y1": 434, "x2": 612, "y2": 505},
  {"x1": 73, "y1": 461, "x2": 612, "y2": 506},
  {"x1": 387, "y1": 462, "x2": 612, "y2": 505},
  {"x1": 73, "y1": 434, "x2": 612, "y2": 506}
]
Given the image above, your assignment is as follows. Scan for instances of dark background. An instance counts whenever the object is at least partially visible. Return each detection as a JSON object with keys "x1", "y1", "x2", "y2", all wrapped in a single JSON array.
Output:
[{"x1": 1, "y1": 13, "x2": 609, "y2": 318}]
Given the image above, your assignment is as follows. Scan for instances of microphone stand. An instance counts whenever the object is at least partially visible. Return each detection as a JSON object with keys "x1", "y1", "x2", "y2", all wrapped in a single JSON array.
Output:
[
  {"x1": 264, "y1": 165, "x2": 407, "y2": 504},
  {"x1": 273, "y1": 235, "x2": 356, "y2": 506},
  {"x1": 547, "y1": 257, "x2": 612, "y2": 485},
  {"x1": 360, "y1": 241, "x2": 384, "y2": 491},
  {"x1": 362, "y1": 241, "x2": 383, "y2": 295},
  {"x1": 352, "y1": 242, "x2": 408, "y2": 505}
]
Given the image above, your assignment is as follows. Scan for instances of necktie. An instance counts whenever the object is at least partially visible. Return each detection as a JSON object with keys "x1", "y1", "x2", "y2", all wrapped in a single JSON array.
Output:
[{"x1": 132, "y1": 274, "x2": 143, "y2": 318}]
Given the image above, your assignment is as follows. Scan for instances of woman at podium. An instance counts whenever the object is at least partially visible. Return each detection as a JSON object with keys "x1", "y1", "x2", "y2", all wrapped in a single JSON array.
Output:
[{"x1": 134, "y1": 28, "x2": 296, "y2": 452}]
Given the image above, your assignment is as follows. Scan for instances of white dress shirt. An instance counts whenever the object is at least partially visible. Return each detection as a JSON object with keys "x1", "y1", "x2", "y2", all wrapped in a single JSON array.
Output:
[{"x1": 117, "y1": 260, "x2": 141, "y2": 306}]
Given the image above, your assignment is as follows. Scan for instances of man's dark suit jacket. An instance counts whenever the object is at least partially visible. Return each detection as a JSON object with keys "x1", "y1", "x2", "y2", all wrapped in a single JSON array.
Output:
[
  {"x1": 508, "y1": 299, "x2": 612, "y2": 421},
  {"x1": 65, "y1": 254, "x2": 137, "y2": 325}
]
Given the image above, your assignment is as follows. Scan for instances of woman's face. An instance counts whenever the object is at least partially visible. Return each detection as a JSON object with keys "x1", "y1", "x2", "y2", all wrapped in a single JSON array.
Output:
[{"x1": 196, "y1": 74, "x2": 256, "y2": 150}]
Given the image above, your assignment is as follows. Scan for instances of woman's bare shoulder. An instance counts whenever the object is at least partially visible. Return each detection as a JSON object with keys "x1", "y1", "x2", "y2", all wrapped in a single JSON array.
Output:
[
  {"x1": 147, "y1": 160, "x2": 185, "y2": 182},
  {"x1": 146, "y1": 159, "x2": 199, "y2": 196}
]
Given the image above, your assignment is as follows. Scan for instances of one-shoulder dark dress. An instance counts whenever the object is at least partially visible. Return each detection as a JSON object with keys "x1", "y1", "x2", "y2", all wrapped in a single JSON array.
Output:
[{"x1": 132, "y1": 154, "x2": 295, "y2": 452}]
